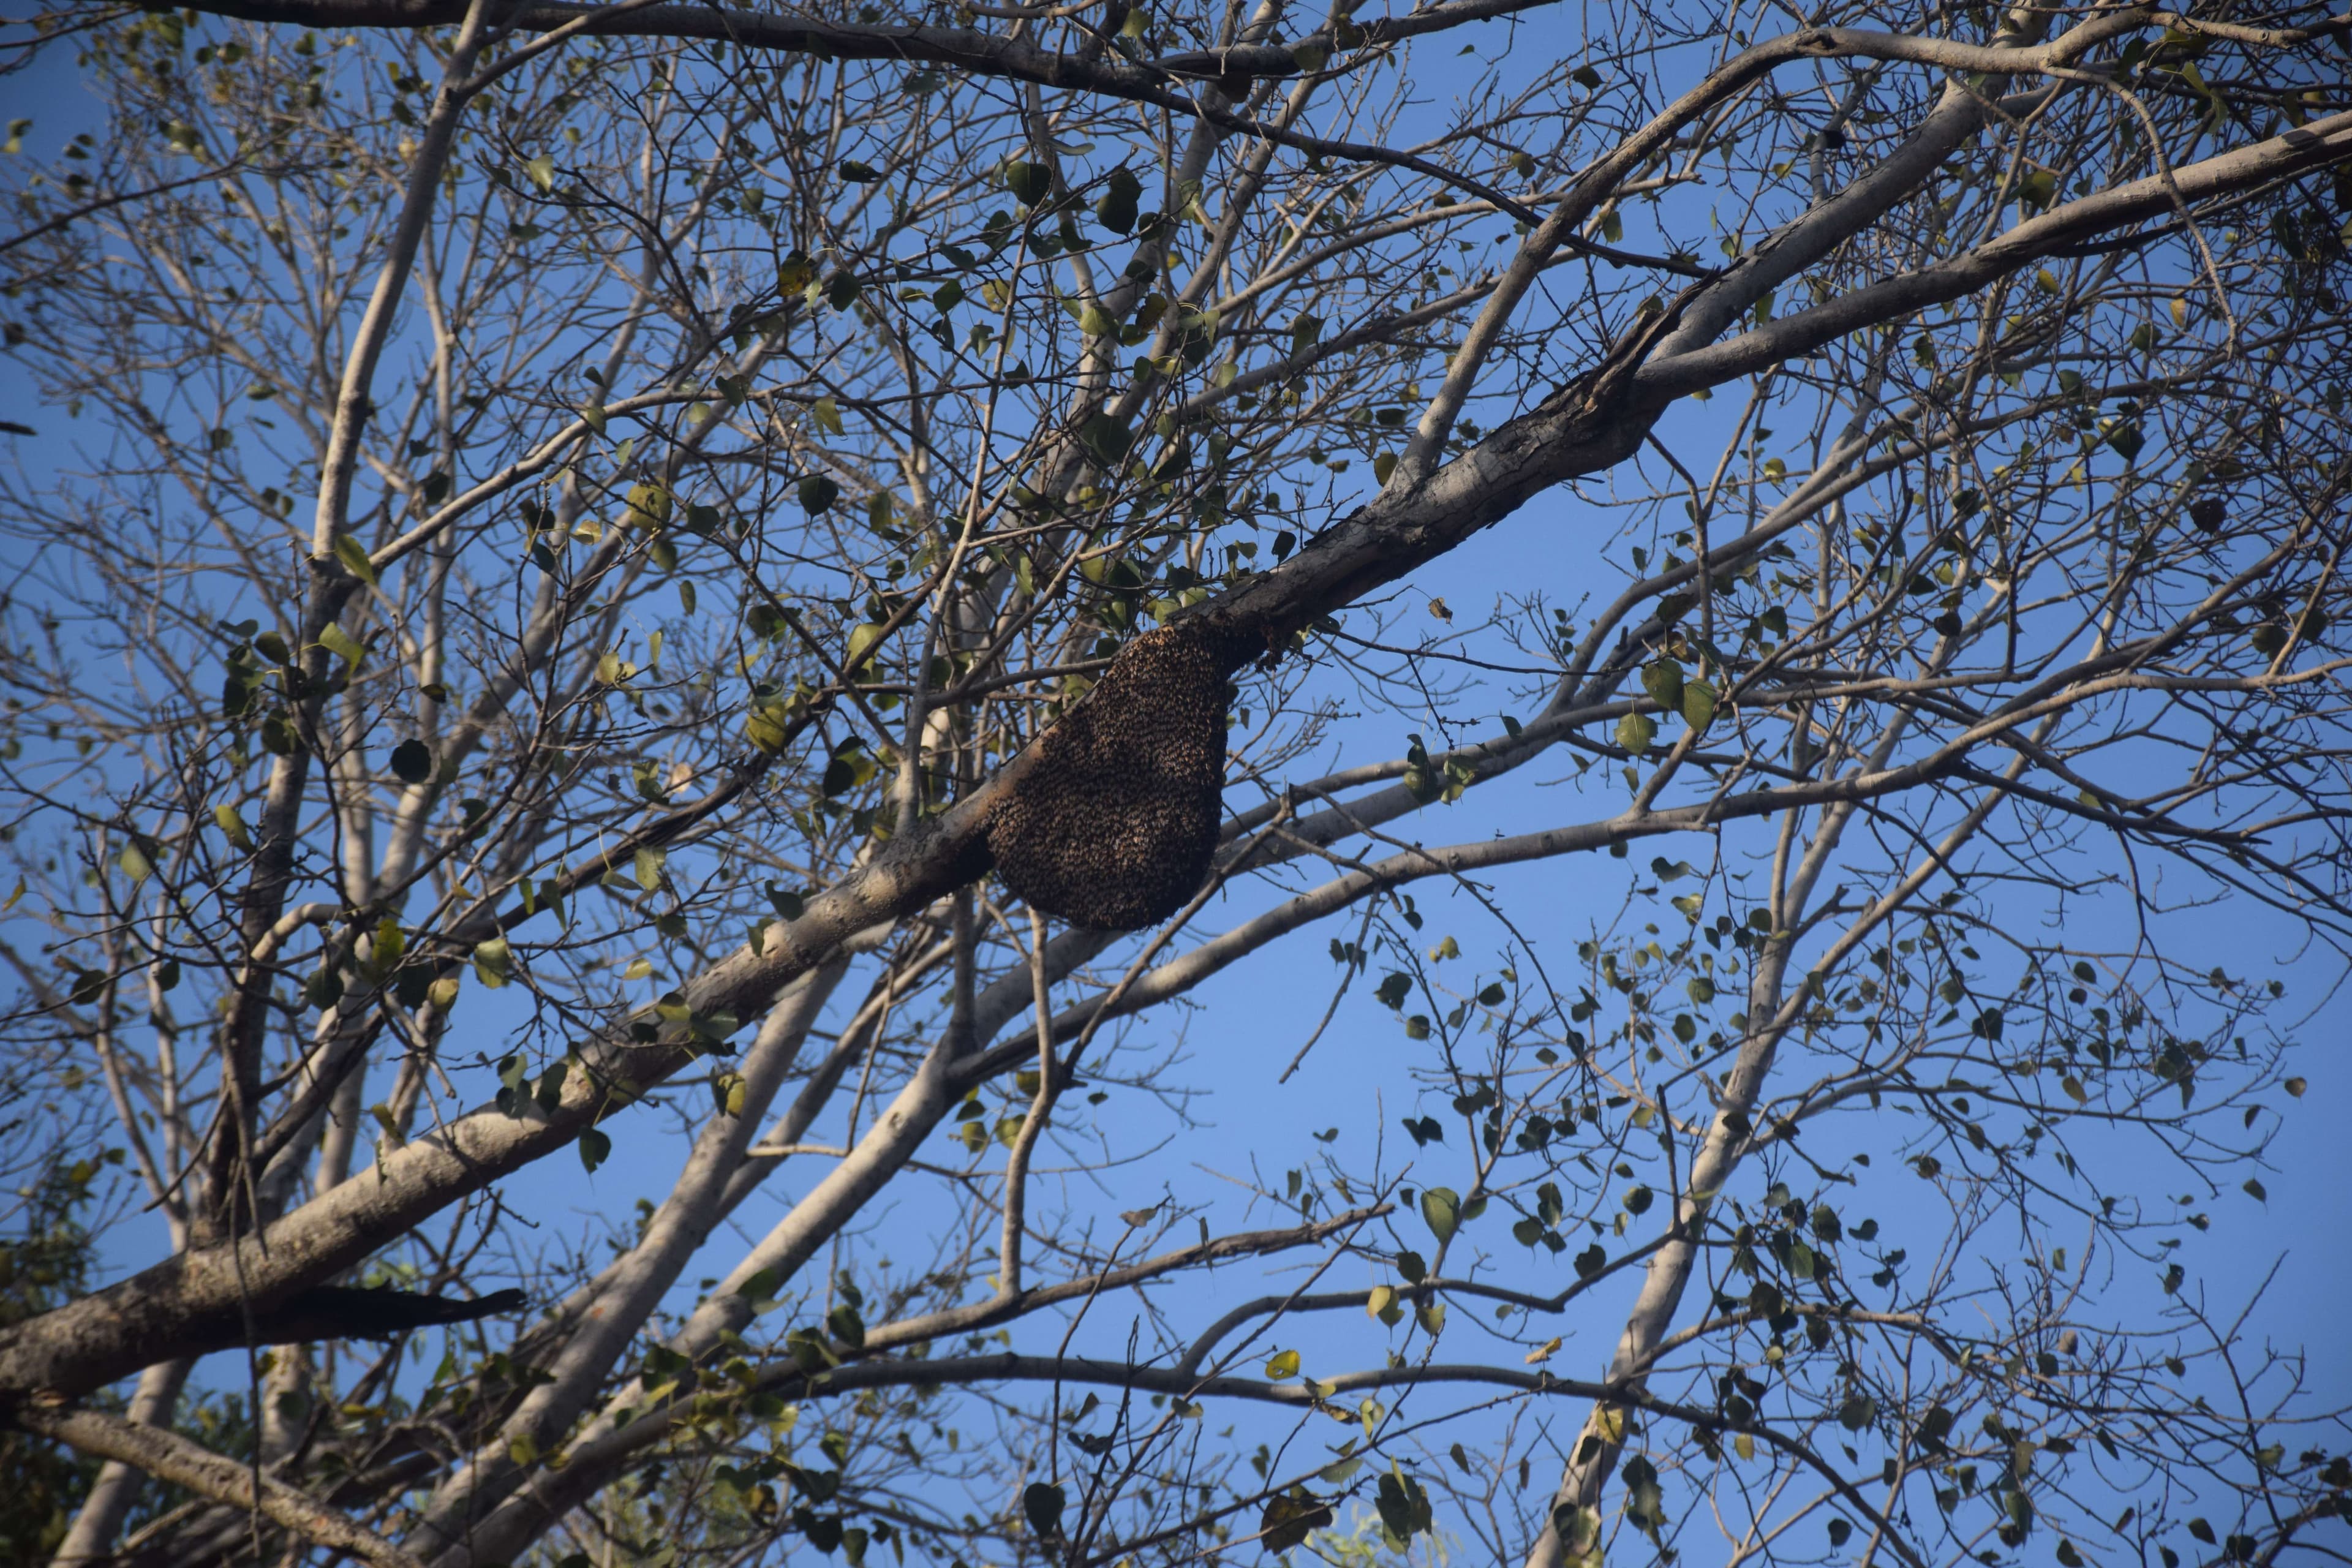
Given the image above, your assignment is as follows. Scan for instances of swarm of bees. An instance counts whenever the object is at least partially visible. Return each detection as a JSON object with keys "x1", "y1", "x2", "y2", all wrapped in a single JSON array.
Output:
[{"x1": 988, "y1": 622, "x2": 1231, "y2": 930}]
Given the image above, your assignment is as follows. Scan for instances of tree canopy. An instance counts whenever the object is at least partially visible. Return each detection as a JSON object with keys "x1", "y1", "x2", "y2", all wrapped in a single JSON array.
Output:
[{"x1": 1, "y1": 0, "x2": 2350, "y2": 1564}]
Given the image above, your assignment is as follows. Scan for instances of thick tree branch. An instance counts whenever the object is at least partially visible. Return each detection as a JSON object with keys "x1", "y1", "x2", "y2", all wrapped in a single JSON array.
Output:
[
  {"x1": 13, "y1": 1403, "x2": 431, "y2": 1568},
  {"x1": 1639, "y1": 111, "x2": 2352, "y2": 397}
]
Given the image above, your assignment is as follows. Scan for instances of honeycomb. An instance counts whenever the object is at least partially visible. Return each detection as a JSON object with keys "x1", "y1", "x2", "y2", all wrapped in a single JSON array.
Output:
[{"x1": 987, "y1": 621, "x2": 1231, "y2": 930}]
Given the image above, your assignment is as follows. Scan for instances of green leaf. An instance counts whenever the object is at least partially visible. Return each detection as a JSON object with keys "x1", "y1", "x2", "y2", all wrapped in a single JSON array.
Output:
[
  {"x1": 1681, "y1": 679, "x2": 1717, "y2": 730},
  {"x1": 1642, "y1": 658, "x2": 1683, "y2": 711},
  {"x1": 797, "y1": 474, "x2": 840, "y2": 513},
  {"x1": 1261, "y1": 1488, "x2": 1335, "y2": 1552},
  {"x1": 578, "y1": 402, "x2": 608, "y2": 435},
  {"x1": 1022, "y1": 1481, "x2": 1065, "y2": 1537},
  {"x1": 1080, "y1": 413, "x2": 1132, "y2": 464},
  {"x1": 625, "y1": 486, "x2": 673, "y2": 531},
  {"x1": 524, "y1": 153, "x2": 556, "y2": 192},
  {"x1": 811, "y1": 395, "x2": 844, "y2": 435},
  {"x1": 827, "y1": 1302, "x2": 867, "y2": 1348},
  {"x1": 578, "y1": 1126, "x2": 611, "y2": 1172},
  {"x1": 845, "y1": 622, "x2": 886, "y2": 669},
  {"x1": 537, "y1": 1056, "x2": 570, "y2": 1112},
  {"x1": 1621, "y1": 1454, "x2": 1667, "y2": 1535},
  {"x1": 213, "y1": 804, "x2": 253, "y2": 850},
  {"x1": 1375, "y1": 1471, "x2": 1433, "y2": 1540},
  {"x1": 473, "y1": 937, "x2": 511, "y2": 989},
  {"x1": 331, "y1": 532, "x2": 377, "y2": 586},
  {"x1": 736, "y1": 1267, "x2": 782, "y2": 1312},
  {"x1": 365, "y1": 916, "x2": 407, "y2": 976},
  {"x1": 1094, "y1": 167, "x2": 1141, "y2": 233},
  {"x1": 390, "y1": 739, "x2": 432, "y2": 783},
  {"x1": 1003, "y1": 160, "x2": 1051, "y2": 206},
  {"x1": 2242, "y1": 1177, "x2": 2267, "y2": 1201},
  {"x1": 633, "y1": 846, "x2": 666, "y2": 891},
  {"x1": 317, "y1": 623, "x2": 365, "y2": 665},
  {"x1": 1616, "y1": 712, "x2": 1657, "y2": 756},
  {"x1": 1420, "y1": 1186, "x2": 1461, "y2": 1244}
]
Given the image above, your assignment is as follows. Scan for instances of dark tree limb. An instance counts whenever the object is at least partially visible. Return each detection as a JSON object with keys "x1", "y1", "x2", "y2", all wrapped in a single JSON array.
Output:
[{"x1": 247, "y1": 1285, "x2": 528, "y2": 1345}]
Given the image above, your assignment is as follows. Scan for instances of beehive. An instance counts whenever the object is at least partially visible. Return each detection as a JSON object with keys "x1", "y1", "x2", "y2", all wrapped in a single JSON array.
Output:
[{"x1": 989, "y1": 622, "x2": 1231, "y2": 930}]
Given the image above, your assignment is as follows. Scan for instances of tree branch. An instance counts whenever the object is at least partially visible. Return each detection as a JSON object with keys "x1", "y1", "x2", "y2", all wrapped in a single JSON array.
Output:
[
  {"x1": 13, "y1": 1403, "x2": 431, "y2": 1568},
  {"x1": 1638, "y1": 111, "x2": 2352, "y2": 398}
]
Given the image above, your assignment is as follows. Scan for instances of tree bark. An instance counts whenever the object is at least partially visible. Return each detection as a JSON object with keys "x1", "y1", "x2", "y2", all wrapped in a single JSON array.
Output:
[{"x1": 47, "y1": 1357, "x2": 190, "y2": 1568}]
